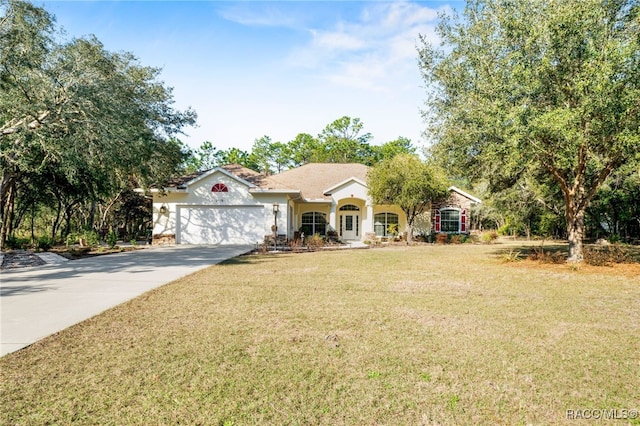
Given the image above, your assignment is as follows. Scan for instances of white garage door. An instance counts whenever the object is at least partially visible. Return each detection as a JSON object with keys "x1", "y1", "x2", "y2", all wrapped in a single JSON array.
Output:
[{"x1": 178, "y1": 206, "x2": 265, "y2": 245}]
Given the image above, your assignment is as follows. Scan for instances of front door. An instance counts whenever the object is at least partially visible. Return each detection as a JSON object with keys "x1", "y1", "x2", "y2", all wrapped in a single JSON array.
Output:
[{"x1": 342, "y1": 214, "x2": 357, "y2": 240}]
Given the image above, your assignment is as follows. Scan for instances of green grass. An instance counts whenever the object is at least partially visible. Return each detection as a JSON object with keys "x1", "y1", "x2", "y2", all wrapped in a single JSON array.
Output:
[{"x1": 1, "y1": 244, "x2": 639, "y2": 425}]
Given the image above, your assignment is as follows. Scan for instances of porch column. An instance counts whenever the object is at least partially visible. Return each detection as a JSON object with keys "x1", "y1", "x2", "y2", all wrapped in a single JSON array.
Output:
[
  {"x1": 364, "y1": 203, "x2": 374, "y2": 235},
  {"x1": 329, "y1": 202, "x2": 337, "y2": 233}
]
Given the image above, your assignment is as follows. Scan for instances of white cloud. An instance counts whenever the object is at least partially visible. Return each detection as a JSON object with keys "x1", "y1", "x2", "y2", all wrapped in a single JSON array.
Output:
[
  {"x1": 286, "y1": 1, "x2": 444, "y2": 92},
  {"x1": 311, "y1": 29, "x2": 366, "y2": 51},
  {"x1": 219, "y1": 3, "x2": 305, "y2": 29},
  {"x1": 195, "y1": 1, "x2": 450, "y2": 150}
]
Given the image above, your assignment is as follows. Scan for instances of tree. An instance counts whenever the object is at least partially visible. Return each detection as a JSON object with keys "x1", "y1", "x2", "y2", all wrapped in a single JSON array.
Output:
[
  {"x1": 587, "y1": 156, "x2": 640, "y2": 241},
  {"x1": 218, "y1": 147, "x2": 257, "y2": 170},
  {"x1": 287, "y1": 133, "x2": 321, "y2": 166},
  {"x1": 0, "y1": 0, "x2": 195, "y2": 248},
  {"x1": 420, "y1": 0, "x2": 640, "y2": 262},
  {"x1": 317, "y1": 116, "x2": 375, "y2": 164},
  {"x1": 367, "y1": 154, "x2": 449, "y2": 243},
  {"x1": 372, "y1": 137, "x2": 416, "y2": 162},
  {"x1": 249, "y1": 135, "x2": 276, "y2": 175},
  {"x1": 183, "y1": 141, "x2": 222, "y2": 173}
]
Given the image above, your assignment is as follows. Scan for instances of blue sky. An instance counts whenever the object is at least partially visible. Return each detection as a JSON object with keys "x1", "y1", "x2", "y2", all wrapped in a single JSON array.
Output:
[{"x1": 42, "y1": 1, "x2": 461, "y2": 152}]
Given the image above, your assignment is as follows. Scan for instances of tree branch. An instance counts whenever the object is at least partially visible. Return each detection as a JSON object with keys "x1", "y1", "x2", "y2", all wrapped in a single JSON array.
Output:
[{"x1": 0, "y1": 111, "x2": 51, "y2": 136}]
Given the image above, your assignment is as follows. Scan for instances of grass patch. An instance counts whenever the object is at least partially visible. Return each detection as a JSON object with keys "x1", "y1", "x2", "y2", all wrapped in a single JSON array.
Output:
[{"x1": 1, "y1": 244, "x2": 639, "y2": 424}]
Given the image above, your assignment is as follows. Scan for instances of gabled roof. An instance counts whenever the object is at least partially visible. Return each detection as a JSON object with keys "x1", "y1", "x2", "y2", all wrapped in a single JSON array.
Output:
[
  {"x1": 449, "y1": 186, "x2": 482, "y2": 204},
  {"x1": 323, "y1": 177, "x2": 368, "y2": 196},
  {"x1": 154, "y1": 164, "x2": 280, "y2": 191},
  {"x1": 269, "y1": 163, "x2": 370, "y2": 201}
]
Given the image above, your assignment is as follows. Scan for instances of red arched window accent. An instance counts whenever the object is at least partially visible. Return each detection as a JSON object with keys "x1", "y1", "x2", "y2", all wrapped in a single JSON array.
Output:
[{"x1": 211, "y1": 183, "x2": 228, "y2": 193}]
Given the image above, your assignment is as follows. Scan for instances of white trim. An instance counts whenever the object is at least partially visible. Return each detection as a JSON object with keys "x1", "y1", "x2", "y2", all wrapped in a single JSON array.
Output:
[
  {"x1": 448, "y1": 186, "x2": 482, "y2": 204},
  {"x1": 439, "y1": 206, "x2": 463, "y2": 233},
  {"x1": 149, "y1": 188, "x2": 187, "y2": 193},
  {"x1": 249, "y1": 188, "x2": 301, "y2": 195},
  {"x1": 304, "y1": 199, "x2": 332, "y2": 204},
  {"x1": 183, "y1": 167, "x2": 258, "y2": 190},
  {"x1": 323, "y1": 177, "x2": 367, "y2": 195}
]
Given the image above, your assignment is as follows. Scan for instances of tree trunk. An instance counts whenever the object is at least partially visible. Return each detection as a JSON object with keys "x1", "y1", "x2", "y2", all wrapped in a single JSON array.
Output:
[
  {"x1": 405, "y1": 224, "x2": 413, "y2": 244},
  {"x1": 566, "y1": 205, "x2": 585, "y2": 263},
  {"x1": 88, "y1": 200, "x2": 96, "y2": 230},
  {"x1": 51, "y1": 198, "x2": 62, "y2": 242},
  {"x1": 1, "y1": 179, "x2": 16, "y2": 250}
]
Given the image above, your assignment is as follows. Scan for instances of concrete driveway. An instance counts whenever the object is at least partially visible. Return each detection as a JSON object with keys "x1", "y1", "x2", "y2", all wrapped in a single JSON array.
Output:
[{"x1": 0, "y1": 244, "x2": 253, "y2": 357}]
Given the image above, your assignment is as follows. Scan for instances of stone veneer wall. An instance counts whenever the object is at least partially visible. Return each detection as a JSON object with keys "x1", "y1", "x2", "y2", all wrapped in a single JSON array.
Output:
[
  {"x1": 431, "y1": 192, "x2": 476, "y2": 233},
  {"x1": 432, "y1": 192, "x2": 474, "y2": 212}
]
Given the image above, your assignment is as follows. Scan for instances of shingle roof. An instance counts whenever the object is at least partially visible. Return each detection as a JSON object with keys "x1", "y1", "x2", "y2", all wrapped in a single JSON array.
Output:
[
  {"x1": 219, "y1": 164, "x2": 276, "y2": 188},
  {"x1": 157, "y1": 164, "x2": 276, "y2": 189},
  {"x1": 160, "y1": 170, "x2": 209, "y2": 189},
  {"x1": 157, "y1": 163, "x2": 370, "y2": 198},
  {"x1": 269, "y1": 163, "x2": 370, "y2": 200}
]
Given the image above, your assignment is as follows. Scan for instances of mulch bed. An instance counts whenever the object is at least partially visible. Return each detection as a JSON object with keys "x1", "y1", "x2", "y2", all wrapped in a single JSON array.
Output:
[
  {"x1": 1, "y1": 246, "x2": 145, "y2": 270},
  {"x1": 0, "y1": 251, "x2": 46, "y2": 270}
]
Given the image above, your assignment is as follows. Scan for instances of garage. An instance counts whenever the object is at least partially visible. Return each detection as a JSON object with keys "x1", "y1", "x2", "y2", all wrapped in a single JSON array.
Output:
[{"x1": 177, "y1": 205, "x2": 265, "y2": 245}]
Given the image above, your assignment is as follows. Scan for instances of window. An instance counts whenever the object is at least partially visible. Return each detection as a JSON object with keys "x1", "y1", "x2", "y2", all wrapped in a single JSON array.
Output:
[
  {"x1": 440, "y1": 209, "x2": 460, "y2": 232},
  {"x1": 211, "y1": 183, "x2": 228, "y2": 192},
  {"x1": 339, "y1": 204, "x2": 360, "y2": 211},
  {"x1": 434, "y1": 208, "x2": 467, "y2": 233},
  {"x1": 300, "y1": 212, "x2": 327, "y2": 236},
  {"x1": 374, "y1": 212, "x2": 399, "y2": 237}
]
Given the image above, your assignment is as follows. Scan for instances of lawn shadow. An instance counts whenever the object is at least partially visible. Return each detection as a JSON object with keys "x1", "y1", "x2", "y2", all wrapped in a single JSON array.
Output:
[
  {"x1": 0, "y1": 245, "x2": 255, "y2": 290},
  {"x1": 492, "y1": 241, "x2": 568, "y2": 263},
  {"x1": 492, "y1": 240, "x2": 640, "y2": 264}
]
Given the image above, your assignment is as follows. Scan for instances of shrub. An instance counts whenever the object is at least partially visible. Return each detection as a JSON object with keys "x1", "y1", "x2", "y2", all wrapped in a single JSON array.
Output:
[
  {"x1": 480, "y1": 231, "x2": 498, "y2": 244},
  {"x1": 500, "y1": 249, "x2": 522, "y2": 263},
  {"x1": 450, "y1": 234, "x2": 467, "y2": 244},
  {"x1": 66, "y1": 232, "x2": 79, "y2": 247},
  {"x1": 435, "y1": 233, "x2": 448, "y2": 244},
  {"x1": 83, "y1": 230, "x2": 100, "y2": 247},
  {"x1": 5, "y1": 235, "x2": 29, "y2": 250},
  {"x1": 497, "y1": 223, "x2": 511, "y2": 236},
  {"x1": 469, "y1": 233, "x2": 481, "y2": 244},
  {"x1": 307, "y1": 233, "x2": 324, "y2": 250},
  {"x1": 36, "y1": 237, "x2": 52, "y2": 252},
  {"x1": 414, "y1": 233, "x2": 429, "y2": 243},
  {"x1": 583, "y1": 244, "x2": 631, "y2": 266},
  {"x1": 527, "y1": 246, "x2": 565, "y2": 264},
  {"x1": 288, "y1": 238, "x2": 303, "y2": 252},
  {"x1": 608, "y1": 234, "x2": 622, "y2": 244},
  {"x1": 106, "y1": 230, "x2": 118, "y2": 248}
]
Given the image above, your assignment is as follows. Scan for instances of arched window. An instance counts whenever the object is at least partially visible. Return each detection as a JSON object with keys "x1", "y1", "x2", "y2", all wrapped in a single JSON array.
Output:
[
  {"x1": 374, "y1": 212, "x2": 399, "y2": 237},
  {"x1": 211, "y1": 183, "x2": 228, "y2": 193},
  {"x1": 339, "y1": 204, "x2": 360, "y2": 211},
  {"x1": 300, "y1": 212, "x2": 327, "y2": 236}
]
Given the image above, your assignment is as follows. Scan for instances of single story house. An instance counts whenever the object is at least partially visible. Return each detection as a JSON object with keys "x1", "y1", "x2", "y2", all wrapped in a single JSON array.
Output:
[{"x1": 149, "y1": 163, "x2": 481, "y2": 245}]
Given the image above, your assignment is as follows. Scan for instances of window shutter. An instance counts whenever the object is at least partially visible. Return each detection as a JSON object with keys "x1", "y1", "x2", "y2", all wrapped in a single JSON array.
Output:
[
  {"x1": 434, "y1": 209, "x2": 441, "y2": 232},
  {"x1": 460, "y1": 209, "x2": 467, "y2": 232}
]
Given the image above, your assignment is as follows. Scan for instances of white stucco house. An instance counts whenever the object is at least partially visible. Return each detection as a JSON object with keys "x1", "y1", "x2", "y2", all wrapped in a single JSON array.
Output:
[{"x1": 149, "y1": 163, "x2": 481, "y2": 245}]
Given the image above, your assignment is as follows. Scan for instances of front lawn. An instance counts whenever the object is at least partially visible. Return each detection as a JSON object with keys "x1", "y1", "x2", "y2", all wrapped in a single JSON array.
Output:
[{"x1": 1, "y1": 244, "x2": 638, "y2": 425}]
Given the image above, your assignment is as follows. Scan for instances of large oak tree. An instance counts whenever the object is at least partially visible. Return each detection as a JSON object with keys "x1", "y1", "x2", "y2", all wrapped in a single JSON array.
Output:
[
  {"x1": 420, "y1": 0, "x2": 640, "y2": 261},
  {"x1": 0, "y1": 0, "x2": 195, "y2": 248}
]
